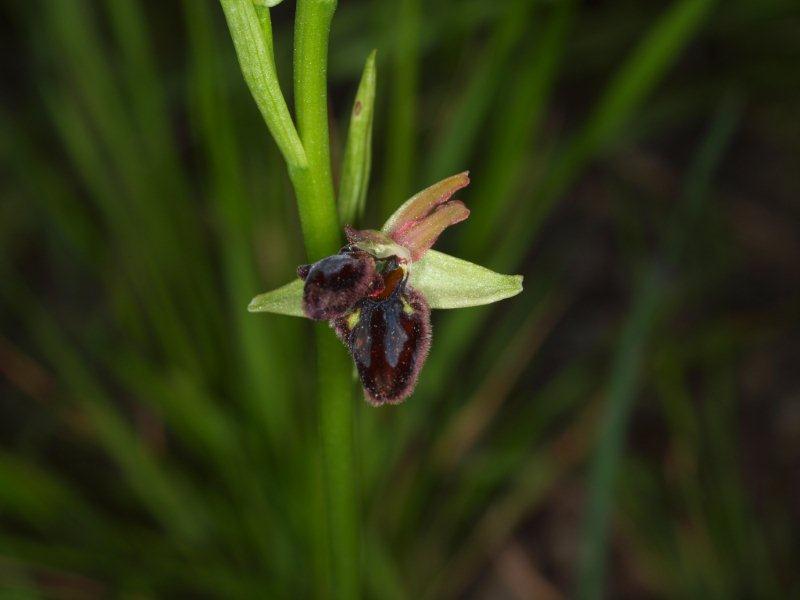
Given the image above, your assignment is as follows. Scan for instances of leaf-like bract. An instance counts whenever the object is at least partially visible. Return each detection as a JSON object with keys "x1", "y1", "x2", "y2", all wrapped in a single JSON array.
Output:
[{"x1": 339, "y1": 50, "x2": 377, "y2": 224}]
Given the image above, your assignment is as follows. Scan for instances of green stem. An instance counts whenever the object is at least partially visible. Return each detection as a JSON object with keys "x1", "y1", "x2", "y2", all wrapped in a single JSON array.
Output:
[
  {"x1": 292, "y1": 0, "x2": 340, "y2": 260},
  {"x1": 315, "y1": 328, "x2": 359, "y2": 599},
  {"x1": 292, "y1": 1, "x2": 360, "y2": 598},
  {"x1": 221, "y1": 0, "x2": 358, "y2": 594}
]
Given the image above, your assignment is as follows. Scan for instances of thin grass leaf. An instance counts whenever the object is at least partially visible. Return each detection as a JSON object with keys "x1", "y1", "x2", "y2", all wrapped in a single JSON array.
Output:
[
  {"x1": 575, "y1": 269, "x2": 663, "y2": 600},
  {"x1": 424, "y1": 399, "x2": 600, "y2": 599},
  {"x1": 0, "y1": 281, "x2": 212, "y2": 548},
  {"x1": 377, "y1": 4, "x2": 574, "y2": 465}
]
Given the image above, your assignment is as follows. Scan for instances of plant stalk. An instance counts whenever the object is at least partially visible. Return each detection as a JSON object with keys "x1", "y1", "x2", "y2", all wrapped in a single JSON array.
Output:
[
  {"x1": 221, "y1": 0, "x2": 358, "y2": 595},
  {"x1": 292, "y1": 1, "x2": 360, "y2": 598},
  {"x1": 292, "y1": 0, "x2": 340, "y2": 260}
]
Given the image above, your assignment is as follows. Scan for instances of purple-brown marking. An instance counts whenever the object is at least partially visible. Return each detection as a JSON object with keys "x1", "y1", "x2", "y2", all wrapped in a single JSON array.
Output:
[
  {"x1": 298, "y1": 249, "x2": 380, "y2": 320},
  {"x1": 334, "y1": 285, "x2": 431, "y2": 405}
]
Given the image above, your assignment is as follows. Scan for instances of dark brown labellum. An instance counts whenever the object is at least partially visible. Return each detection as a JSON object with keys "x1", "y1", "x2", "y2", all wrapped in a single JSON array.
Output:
[
  {"x1": 334, "y1": 284, "x2": 431, "y2": 405},
  {"x1": 298, "y1": 249, "x2": 380, "y2": 320}
]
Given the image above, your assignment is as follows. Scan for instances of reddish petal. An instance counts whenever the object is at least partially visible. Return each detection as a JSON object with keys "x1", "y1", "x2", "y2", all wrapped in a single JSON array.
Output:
[
  {"x1": 391, "y1": 200, "x2": 470, "y2": 262},
  {"x1": 381, "y1": 172, "x2": 470, "y2": 236},
  {"x1": 344, "y1": 225, "x2": 387, "y2": 246}
]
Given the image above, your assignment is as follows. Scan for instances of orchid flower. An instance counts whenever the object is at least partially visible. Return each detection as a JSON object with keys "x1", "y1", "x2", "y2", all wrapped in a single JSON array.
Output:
[{"x1": 248, "y1": 172, "x2": 523, "y2": 405}]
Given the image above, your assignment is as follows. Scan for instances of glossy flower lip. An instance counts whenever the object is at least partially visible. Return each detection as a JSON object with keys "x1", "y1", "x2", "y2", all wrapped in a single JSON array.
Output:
[
  {"x1": 247, "y1": 172, "x2": 524, "y2": 405},
  {"x1": 332, "y1": 283, "x2": 431, "y2": 406}
]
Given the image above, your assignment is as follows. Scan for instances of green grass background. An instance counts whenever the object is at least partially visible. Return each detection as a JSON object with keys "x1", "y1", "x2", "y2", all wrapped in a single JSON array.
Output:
[{"x1": 1, "y1": 0, "x2": 799, "y2": 597}]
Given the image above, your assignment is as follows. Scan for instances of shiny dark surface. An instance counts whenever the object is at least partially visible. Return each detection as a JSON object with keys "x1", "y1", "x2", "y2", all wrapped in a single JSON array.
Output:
[
  {"x1": 299, "y1": 249, "x2": 379, "y2": 320},
  {"x1": 337, "y1": 285, "x2": 431, "y2": 405}
]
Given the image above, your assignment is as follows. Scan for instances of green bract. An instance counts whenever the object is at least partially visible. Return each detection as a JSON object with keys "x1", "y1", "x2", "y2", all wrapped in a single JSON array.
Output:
[{"x1": 338, "y1": 50, "x2": 377, "y2": 224}]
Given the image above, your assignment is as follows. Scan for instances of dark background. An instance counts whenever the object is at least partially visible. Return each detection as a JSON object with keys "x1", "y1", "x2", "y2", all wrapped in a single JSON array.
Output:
[{"x1": 1, "y1": 0, "x2": 799, "y2": 597}]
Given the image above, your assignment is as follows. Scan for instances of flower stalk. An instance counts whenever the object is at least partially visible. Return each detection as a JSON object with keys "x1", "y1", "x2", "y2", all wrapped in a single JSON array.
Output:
[
  {"x1": 221, "y1": 0, "x2": 358, "y2": 597},
  {"x1": 292, "y1": 1, "x2": 360, "y2": 598},
  {"x1": 292, "y1": 0, "x2": 341, "y2": 260}
]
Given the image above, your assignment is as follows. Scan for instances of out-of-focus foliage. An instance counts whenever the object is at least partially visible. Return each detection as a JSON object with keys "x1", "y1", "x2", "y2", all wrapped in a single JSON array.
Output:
[{"x1": 1, "y1": 0, "x2": 799, "y2": 597}]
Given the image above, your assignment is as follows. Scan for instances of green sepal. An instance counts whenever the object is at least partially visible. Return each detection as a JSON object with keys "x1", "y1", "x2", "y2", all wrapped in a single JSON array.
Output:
[
  {"x1": 247, "y1": 278, "x2": 304, "y2": 316},
  {"x1": 409, "y1": 250, "x2": 523, "y2": 309}
]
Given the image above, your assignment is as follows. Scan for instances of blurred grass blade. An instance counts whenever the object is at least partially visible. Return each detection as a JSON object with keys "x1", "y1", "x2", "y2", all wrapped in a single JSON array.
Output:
[
  {"x1": 382, "y1": 2, "x2": 574, "y2": 458},
  {"x1": 461, "y1": 0, "x2": 575, "y2": 256},
  {"x1": 425, "y1": 0, "x2": 536, "y2": 181},
  {"x1": 219, "y1": 0, "x2": 307, "y2": 168},
  {"x1": 0, "y1": 276, "x2": 211, "y2": 550},
  {"x1": 575, "y1": 269, "x2": 662, "y2": 600},
  {"x1": 494, "y1": 0, "x2": 718, "y2": 270},
  {"x1": 381, "y1": 0, "x2": 420, "y2": 217},
  {"x1": 577, "y1": 0, "x2": 717, "y2": 159},
  {"x1": 339, "y1": 50, "x2": 377, "y2": 225},
  {"x1": 576, "y1": 93, "x2": 742, "y2": 600},
  {"x1": 426, "y1": 399, "x2": 600, "y2": 599}
]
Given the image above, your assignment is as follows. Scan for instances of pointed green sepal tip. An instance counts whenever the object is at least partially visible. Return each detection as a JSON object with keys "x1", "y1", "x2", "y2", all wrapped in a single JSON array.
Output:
[
  {"x1": 409, "y1": 250, "x2": 523, "y2": 309},
  {"x1": 247, "y1": 278, "x2": 305, "y2": 317}
]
